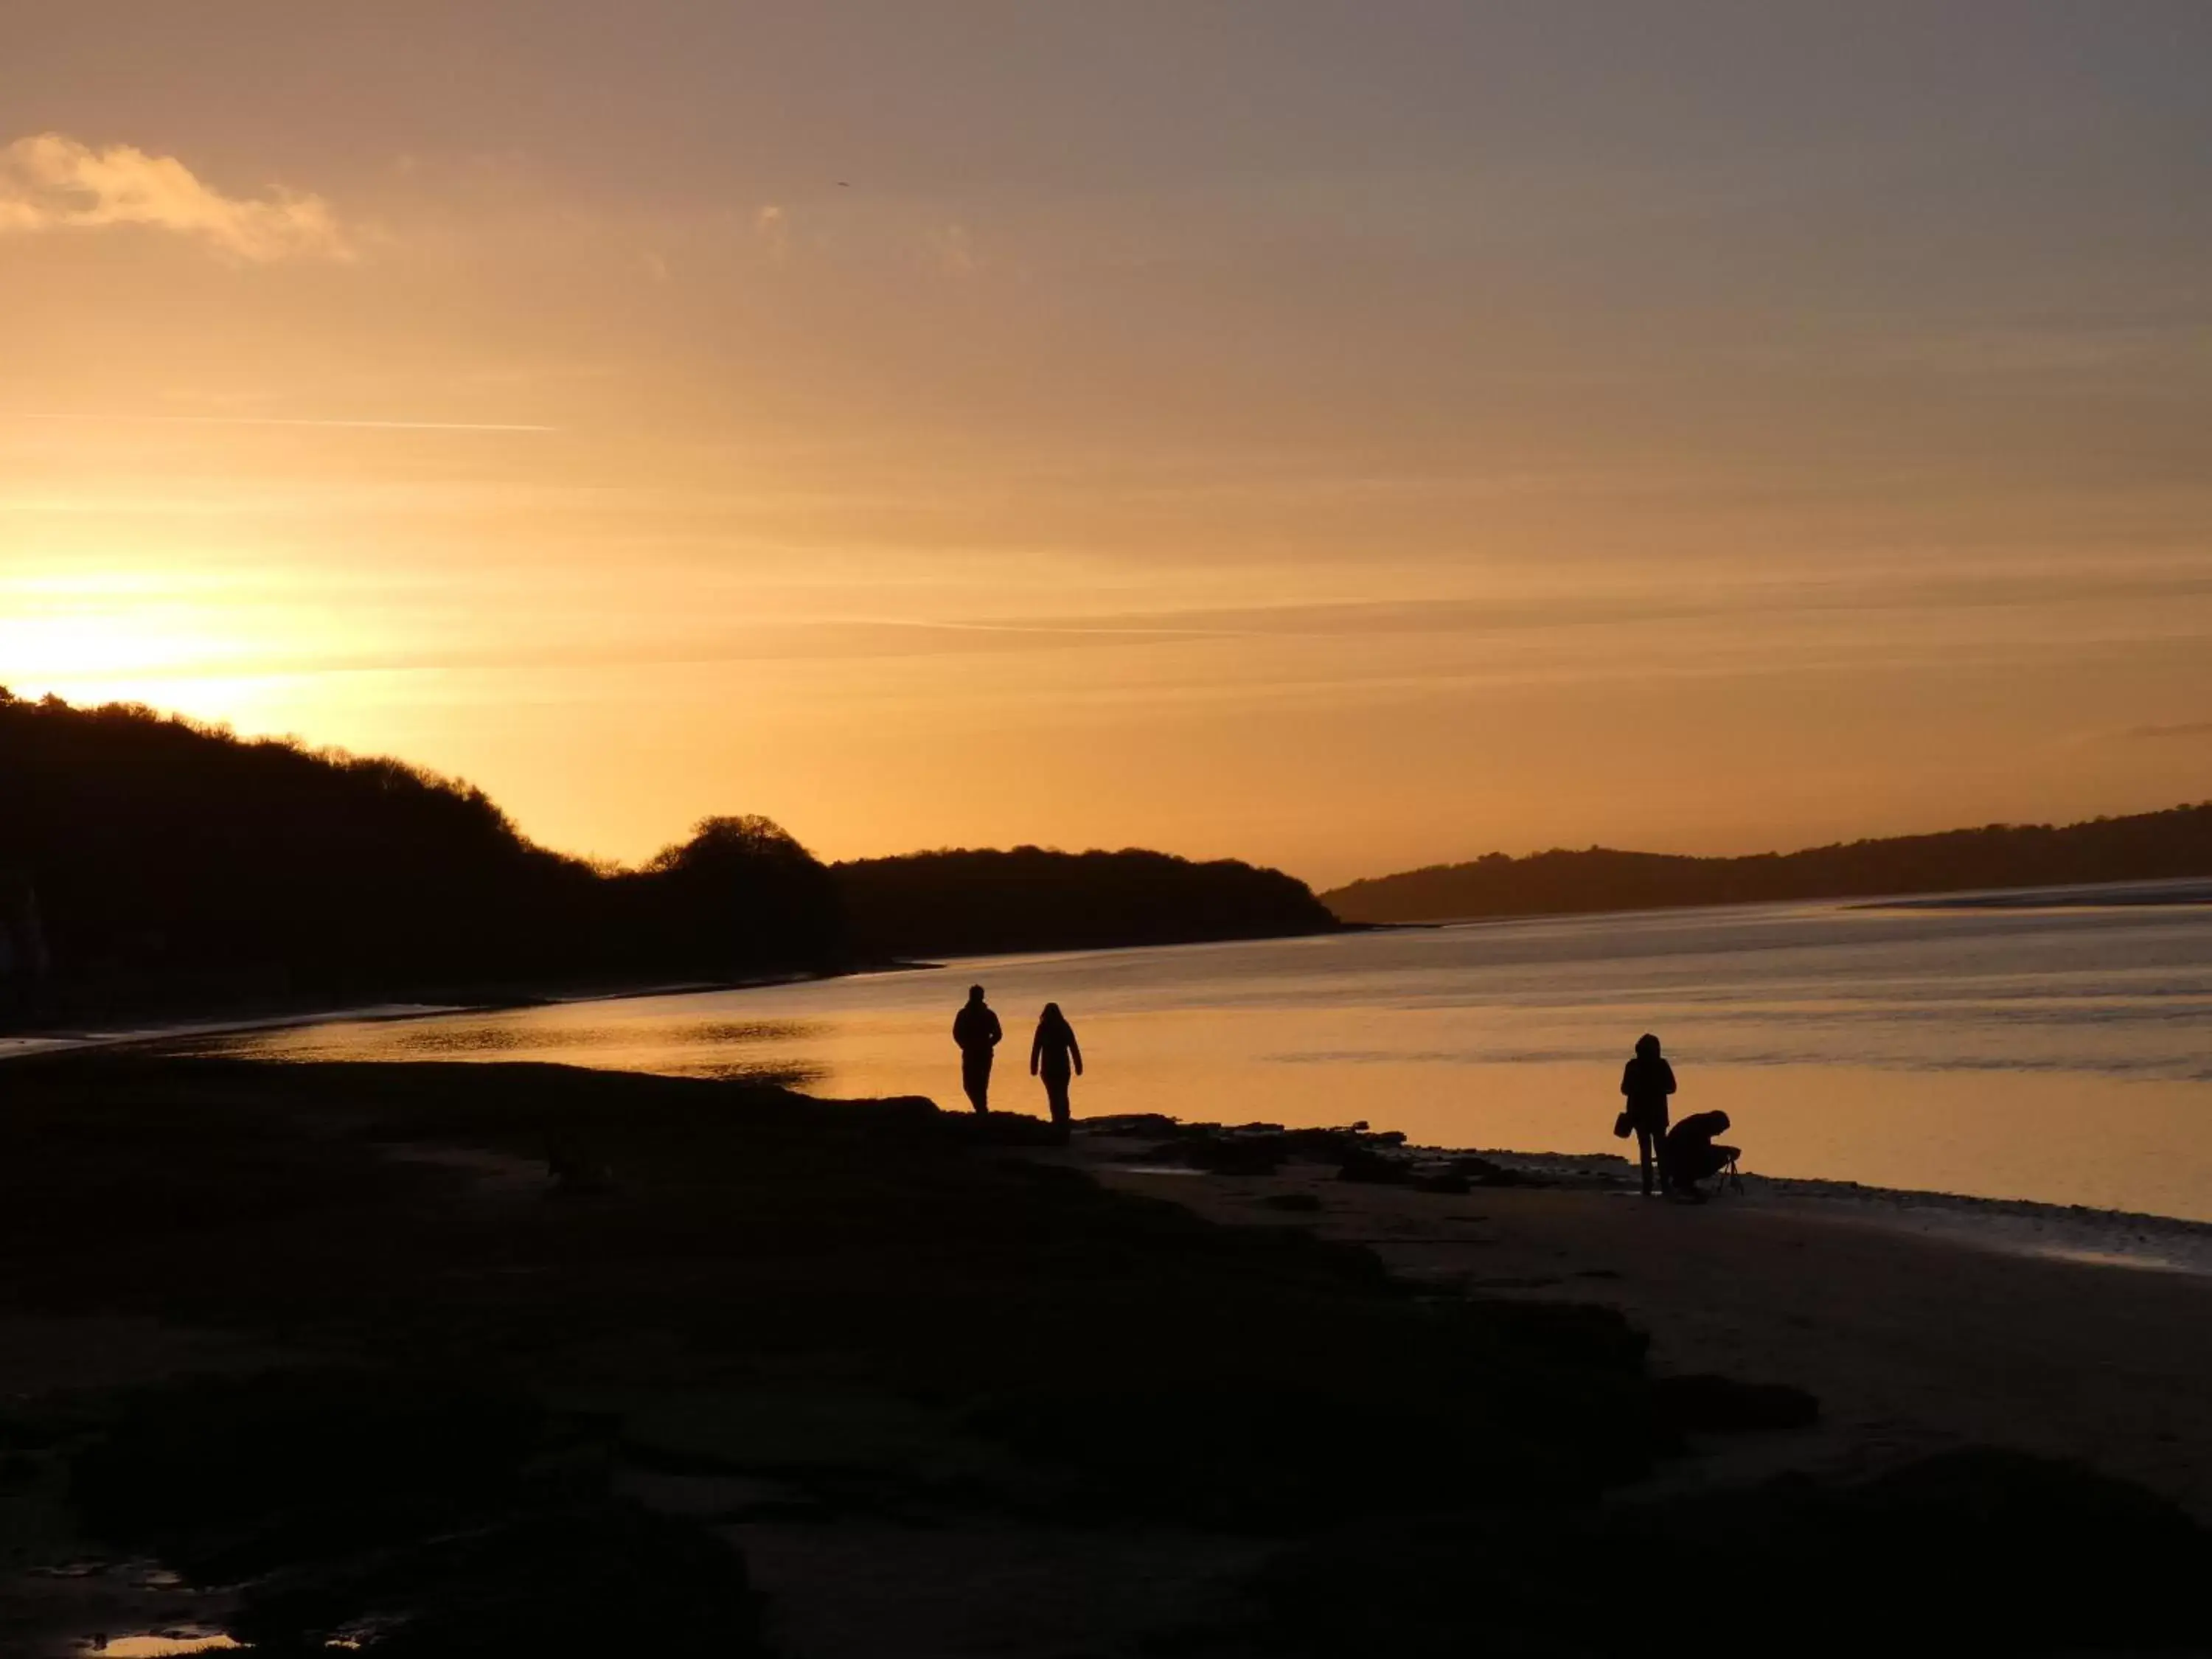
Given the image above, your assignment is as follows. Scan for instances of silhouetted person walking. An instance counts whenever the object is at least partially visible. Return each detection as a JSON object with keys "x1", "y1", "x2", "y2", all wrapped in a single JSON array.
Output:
[
  {"x1": 1620, "y1": 1032, "x2": 1677, "y2": 1197},
  {"x1": 1029, "y1": 1001, "x2": 1083, "y2": 1133},
  {"x1": 952, "y1": 984, "x2": 1002, "y2": 1114},
  {"x1": 1661, "y1": 1110, "x2": 1739, "y2": 1203}
]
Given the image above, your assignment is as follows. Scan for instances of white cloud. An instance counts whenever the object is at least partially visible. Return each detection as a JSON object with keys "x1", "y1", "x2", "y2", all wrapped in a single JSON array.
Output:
[
  {"x1": 754, "y1": 203, "x2": 790, "y2": 261},
  {"x1": 0, "y1": 132, "x2": 349, "y2": 262}
]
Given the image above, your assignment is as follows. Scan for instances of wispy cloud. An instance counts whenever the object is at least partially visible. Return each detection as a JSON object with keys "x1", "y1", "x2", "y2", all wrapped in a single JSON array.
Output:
[
  {"x1": 3, "y1": 413, "x2": 552, "y2": 434},
  {"x1": 2124, "y1": 720, "x2": 2212, "y2": 741},
  {"x1": 0, "y1": 133, "x2": 349, "y2": 262}
]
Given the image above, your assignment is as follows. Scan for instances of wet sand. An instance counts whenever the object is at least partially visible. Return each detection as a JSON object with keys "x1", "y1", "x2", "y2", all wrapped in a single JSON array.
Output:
[
  {"x1": 1068, "y1": 1133, "x2": 2212, "y2": 1520},
  {"x1": 4, "y1": 1059, "x2": 2208, "y2": 1657}
]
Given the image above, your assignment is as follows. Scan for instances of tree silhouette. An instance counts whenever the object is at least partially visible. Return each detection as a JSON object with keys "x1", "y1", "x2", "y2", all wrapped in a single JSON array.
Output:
[
  {"x1": 0, "y1": 693, "x2": 838, "y2": 1018},
  {"x1": 0, "y1": 693, "x2": 1339, "y2": 1024}
]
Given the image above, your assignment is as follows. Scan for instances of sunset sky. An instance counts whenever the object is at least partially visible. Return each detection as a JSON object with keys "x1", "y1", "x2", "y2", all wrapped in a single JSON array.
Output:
[{"x1": 4, "y1": 2, "x2": 2210, "y2": 887}]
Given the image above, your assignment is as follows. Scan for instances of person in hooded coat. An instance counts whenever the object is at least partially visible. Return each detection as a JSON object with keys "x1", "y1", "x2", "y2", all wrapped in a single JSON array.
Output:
[
  {"x1": 952, "y1": 984, "x2": 1003, "y2": 1114},
  {"x1": 1619, "y1": 1032, "x2": 1677, "y2": 1197},
  {"x1": 1029, "y1": 1001, "x2": 1084, "y2": 1133},
  {"x1": 1661, "y1": 1110, "x2": 1740, "y2": 1202}
]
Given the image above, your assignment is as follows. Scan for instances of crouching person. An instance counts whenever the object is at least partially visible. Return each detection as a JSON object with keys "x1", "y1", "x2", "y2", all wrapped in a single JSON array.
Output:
[{"x1": 1661, "y1": 1110, "x2": 1739, "y2": 1203}]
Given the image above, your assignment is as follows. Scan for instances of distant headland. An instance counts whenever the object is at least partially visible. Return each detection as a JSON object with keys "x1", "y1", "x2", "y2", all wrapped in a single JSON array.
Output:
[{"x1": 1323, "y1": 805, "x2": 2212, "y2": 924}]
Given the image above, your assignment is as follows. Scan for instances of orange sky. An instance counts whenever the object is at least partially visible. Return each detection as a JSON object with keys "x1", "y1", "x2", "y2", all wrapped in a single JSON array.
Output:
[{"x1": 4, "y1": 4, "x2": 2211, "y2": 887}]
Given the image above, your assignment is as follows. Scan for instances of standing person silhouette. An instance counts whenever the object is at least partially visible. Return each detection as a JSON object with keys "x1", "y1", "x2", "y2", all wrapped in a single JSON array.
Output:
[
  {"x1": 1620, "y1": 1033, "x2": 1677, "y2": 1197},
  {"x1": 1029, "y1": 1002, "x2": 1084, "y2": 1134},
  {"x1": 952, "y1": 984, "x2": 1002, "y2": 1115}
]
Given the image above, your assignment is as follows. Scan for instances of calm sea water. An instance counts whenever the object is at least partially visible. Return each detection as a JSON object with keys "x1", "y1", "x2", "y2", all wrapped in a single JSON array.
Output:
[{"x1": 210, "y1": 898, "x2": 2212, "y2": 1222}]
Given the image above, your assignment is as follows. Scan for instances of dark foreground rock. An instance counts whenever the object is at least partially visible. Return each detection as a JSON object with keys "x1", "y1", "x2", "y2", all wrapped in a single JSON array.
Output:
[
  {"x1": 0, "y1": 1057, "x2": 1656, "y2": 1653},
  {"x1": 1652, "y1": 1372, "x2": 1821, "y2": 1434},
  {"x1": 72, "y1": 1371, "x2": 761, "y2": 1657},
  {"x1": 1253, "y1": 1447, "x2": 2208, "y2": 1658},
  {"x1": 1101, "y1": 1114, "x2": 1560, "y2": 1192},
  {"x1": 0, "y1": 1057, "x2": 2202, "y2": 1656}
]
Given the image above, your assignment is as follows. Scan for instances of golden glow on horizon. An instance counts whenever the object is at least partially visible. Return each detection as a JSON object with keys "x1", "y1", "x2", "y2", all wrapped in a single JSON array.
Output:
[
  {"x1": 1, "y1": 591, "x2": 243, "y2": 681},
  {"x1": 5, "y1": 7, "x2": 2212, "y2": 884}
]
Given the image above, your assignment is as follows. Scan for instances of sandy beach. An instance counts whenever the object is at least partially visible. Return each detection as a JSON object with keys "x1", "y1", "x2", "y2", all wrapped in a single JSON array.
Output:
[
  {"x1": 1, "y1": 1057, "x2": 2207, "y2": 1657},
  {"x1": 1068, "y1": 1134, "x2": 2212, "y2": 1520}
]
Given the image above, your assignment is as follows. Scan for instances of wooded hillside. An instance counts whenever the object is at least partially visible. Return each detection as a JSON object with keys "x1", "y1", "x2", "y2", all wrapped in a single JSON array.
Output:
[{"x1": 1323, "y1": 805, "x2": 2212, "y2": 923}]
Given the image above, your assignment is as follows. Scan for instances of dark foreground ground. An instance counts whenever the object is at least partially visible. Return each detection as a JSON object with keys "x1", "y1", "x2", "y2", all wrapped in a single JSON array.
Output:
[{"x1": 0, "y1": 1058, "x2": 2205, "y2": 1658}]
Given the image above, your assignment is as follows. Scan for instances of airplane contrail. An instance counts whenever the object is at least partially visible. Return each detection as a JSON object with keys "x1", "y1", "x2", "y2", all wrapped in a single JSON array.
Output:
[{"x1": 4, "y1": 413, "x2": 557, "y2": 433}]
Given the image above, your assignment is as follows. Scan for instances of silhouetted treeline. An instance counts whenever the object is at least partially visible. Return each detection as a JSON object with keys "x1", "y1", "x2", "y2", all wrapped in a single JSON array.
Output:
[
  {"x1": 1323, "y1": 804, "x2": 2212, "y2": 923},
  {"x1": 0, "y1": 692, "x2": 1338, "y2": 1023},
  {"x1": 835, "y1": 846, "x2": 1340, "y2": 959},
  {"x1": 0, "y1": 692, "x2": 841, "y2": 1018}
]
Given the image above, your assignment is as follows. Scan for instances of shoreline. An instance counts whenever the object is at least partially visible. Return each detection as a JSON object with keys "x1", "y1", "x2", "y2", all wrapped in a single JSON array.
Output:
[
  {"x1": 14, "y1": 995, "x2": 2212, "y2": 1245},
  {"x1": 1857, "y1": 874, "x2": 2212, "y2": 911},
  {"x1": 0, "y1": 964, "x2": 936, "y2": 1065},
  {"x1": 1329, "y1": 873, "x2": 2212, "y2": 928},
  {"x1": 1445, "y1": 1145, "x2": 2212, "y2": 1274},
  {"x1": 1069, "y1": 1113, "x2": 2212, "y2": 1270},
  {"x1": 1, "y1": 1054, "x2": 2207, "y2": 1654},
  {"x1": 1060, "y1": 1118, "x2": 2212, "y2": 1523}
]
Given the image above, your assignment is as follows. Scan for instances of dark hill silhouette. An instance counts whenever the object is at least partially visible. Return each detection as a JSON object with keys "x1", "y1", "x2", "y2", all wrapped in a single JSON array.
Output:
[
  {"x1": 0, "y1": 690, "x2": 841, "y2": 1018},
  {"x1": 835, "y1": 846, "x2": 1340, "y2": 959},
  {"x1": 1323, "y1": 804, "x2": 2212, "y2": 923},
  {"x1": 0, "y1": 691, "x2": 1336, "y2": 1023}
]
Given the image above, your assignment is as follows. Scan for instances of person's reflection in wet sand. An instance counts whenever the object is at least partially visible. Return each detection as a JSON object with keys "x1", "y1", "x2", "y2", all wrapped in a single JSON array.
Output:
[
  {"x1": 1029, "y1": 1002, "x2": 1084, "y2": 1135},
  {"x1": 952, "y1": 984, "x2": 1002, "y2": 1114}
]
